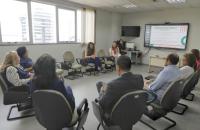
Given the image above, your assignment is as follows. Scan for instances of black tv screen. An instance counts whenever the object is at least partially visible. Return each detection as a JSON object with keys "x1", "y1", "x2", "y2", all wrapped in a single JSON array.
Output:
[
  {"x1": 144, "y1": 23, "x2": 189, "y2": 50},
  {"x1": 121, "y1": 26, "x2": 140, "y2": 37}
]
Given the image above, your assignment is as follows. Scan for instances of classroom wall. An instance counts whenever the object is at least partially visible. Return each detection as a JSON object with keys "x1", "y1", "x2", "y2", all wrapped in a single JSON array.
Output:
[
  {"x1": 122, "y1": 8, "x2": 200, "y2": 64},
  {"x1": 0, "y1": 9, "x2": 122, "y2": 63},
  {"x1": 96, "y1": 10, "x2": 122, "y2": 55}
]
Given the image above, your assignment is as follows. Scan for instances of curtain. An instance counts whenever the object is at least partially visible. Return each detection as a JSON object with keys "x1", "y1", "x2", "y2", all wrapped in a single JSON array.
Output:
[{"x1": 84, "y1": 8, "x2": 95, "y2": 44}]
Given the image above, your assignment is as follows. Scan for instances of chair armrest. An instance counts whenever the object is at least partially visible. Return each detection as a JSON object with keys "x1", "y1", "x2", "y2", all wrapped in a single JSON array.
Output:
[
  {"x1": 77, "y1": 98, "x2": 88, "y2": 116},
  {"x1": 150, "y1": 102, "x2": 163, "y2": 109},
  {"x1": 76, "y1": 58, "x2": 82, "y2": 64},
  {"x1": 95, "y1": 98, "x2": 99, "y2": 103}
]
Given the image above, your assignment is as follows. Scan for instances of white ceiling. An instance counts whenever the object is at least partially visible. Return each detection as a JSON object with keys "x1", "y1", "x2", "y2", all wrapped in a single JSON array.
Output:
[{"x1": 66, "y1": 0, "x2": 200, "y2": 13}]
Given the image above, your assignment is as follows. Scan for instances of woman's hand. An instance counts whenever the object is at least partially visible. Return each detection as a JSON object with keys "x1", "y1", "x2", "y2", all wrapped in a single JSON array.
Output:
[{"x1": 92, "y1": 55, "x2": 96, "y2": 59}]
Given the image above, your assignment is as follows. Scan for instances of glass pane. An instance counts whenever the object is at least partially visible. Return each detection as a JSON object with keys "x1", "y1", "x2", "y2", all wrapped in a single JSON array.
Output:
[
  {"x1": 77, "y1": 9, "x2": 82, "y2": 43},
  {"x1": 31, "y1": 2, "x2": 56, "y2": 43},
  {"x1": 58, "y1": 9, "x2": 75, "y2": 42},
  {"x1": 0, "y1": 0, "x2": 29, "y2": 42}
]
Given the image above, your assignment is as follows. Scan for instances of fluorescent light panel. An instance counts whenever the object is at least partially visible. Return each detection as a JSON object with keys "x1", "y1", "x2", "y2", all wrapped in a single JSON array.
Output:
[
  {"x1": 166, "y1": 0, "x2": 186, "y2": 4},
  {"x1": 122, "y1": 4, "x2": 137, "y2": 8}
]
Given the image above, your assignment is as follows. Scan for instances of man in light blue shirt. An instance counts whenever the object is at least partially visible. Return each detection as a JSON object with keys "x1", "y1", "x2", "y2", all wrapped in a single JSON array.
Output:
[{"x1": 147, "y1": 53, "x2": 181, "y2": 101}]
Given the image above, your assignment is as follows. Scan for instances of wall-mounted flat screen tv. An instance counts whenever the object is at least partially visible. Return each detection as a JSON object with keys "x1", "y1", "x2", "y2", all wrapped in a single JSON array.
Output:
[{"x1": 121, "y1": 26, "x2": 140, "y2": 37}]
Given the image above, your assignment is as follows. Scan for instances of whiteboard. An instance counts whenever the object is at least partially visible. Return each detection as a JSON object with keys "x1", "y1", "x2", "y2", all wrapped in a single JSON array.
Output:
[{"x1": 145, "y1": 24, "x2": 189, "y2": 50}]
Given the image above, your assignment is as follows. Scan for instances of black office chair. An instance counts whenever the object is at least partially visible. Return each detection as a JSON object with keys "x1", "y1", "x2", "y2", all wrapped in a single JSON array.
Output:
[
  {"x1": 182, "y1": 71, "x2": 199, "y2": 101},
  {"x1": 0, "y1": 73, "x2": 34, "y2": 121},
  {"x1": 92, "y1": 90, "x2": 148, "y2": 130},
  {"x1": 32, "y1": 90, "x2": 89, "y2": 130},
  {"x1": 172, "y1": 72, "x2": 199, "y2": 115},
  {"x1": 142, "y1": 79, "x2": 184, "y2": 130},
  {"x1": 194, "y1": 69, "x2": 200, "y2": 86}
]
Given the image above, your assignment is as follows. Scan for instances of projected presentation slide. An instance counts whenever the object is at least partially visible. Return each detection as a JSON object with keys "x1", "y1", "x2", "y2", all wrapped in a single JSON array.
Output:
[{"x1": 144, "y1": 24, "x2": 189, "y2": 50}]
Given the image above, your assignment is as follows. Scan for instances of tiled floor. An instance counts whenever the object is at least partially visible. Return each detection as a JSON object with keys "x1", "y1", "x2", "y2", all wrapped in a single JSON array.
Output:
[{"x1": 0, "y1": 65, "x2": 200, "y2": 130}]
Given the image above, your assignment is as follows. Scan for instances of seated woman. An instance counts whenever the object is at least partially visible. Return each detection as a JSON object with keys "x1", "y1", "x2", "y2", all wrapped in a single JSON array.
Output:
[
  {"x1": 30, "y1": 54, "x2": 75, "y2": 111},
  {"x1": 180, "y1": 53, "x2": 196, "y2": 79},
  {"x1": 109, "y1": 41, "x2": 121, "y2": 58},
  {"x1": 16, "y1": 46, "x2": 33, "y2": 71},
  {"x1": 191, "y1": 49, "x2": 200, "y2": 70},
  {"x1": 0, "y1": 51, "x2": 31, "y2": 88},
  {"x1": 85, "y1": 42, "x2": 101, "y2": 71}
]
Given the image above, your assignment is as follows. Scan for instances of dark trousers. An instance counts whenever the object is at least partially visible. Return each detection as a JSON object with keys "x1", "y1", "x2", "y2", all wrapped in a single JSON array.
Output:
[{"x1": 88, "y1": 57, "x2": 101, "y2": 70}]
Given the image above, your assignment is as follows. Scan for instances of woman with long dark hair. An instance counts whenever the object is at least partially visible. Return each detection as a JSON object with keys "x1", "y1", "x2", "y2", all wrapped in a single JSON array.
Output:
[
  {"x1": 109, "y1": 41, "x2": 121, "y2": 58},
  {"x1": 31, "y1": 54, "x2": 75, "y2": 111},
  {"x1": 84, "y1": 42, "x2": 101, "y2": 71}
]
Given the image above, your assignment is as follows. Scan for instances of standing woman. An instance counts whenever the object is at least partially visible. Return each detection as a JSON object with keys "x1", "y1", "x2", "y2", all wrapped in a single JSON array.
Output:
[
  {"x1": 0, "y1": 51, "x2": 31, "y2": 88},
  {"x1": 191, "y1": 49, "x2": 200, "y2": 70},
  {"x1": 16, "y1": 46, "x2": 33, "y2": 71},
  {"x1": 85, "y1": 42, "x2": 101, "y2": 71}
]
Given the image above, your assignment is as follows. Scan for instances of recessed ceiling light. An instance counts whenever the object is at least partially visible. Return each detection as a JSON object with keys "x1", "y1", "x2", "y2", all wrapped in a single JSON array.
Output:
[
  {"x1": 122, "y1": 4, "x2": 137, "y2": 8},
  {"x1": 166, "y1": 0, "x2": 186, "y2": 4}
]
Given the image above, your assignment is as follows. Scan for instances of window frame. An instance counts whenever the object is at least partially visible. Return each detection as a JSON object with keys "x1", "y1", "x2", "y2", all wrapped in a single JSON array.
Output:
[
  {"x1": 57, "y1": 7, "x2": 77, "y2": 44},
  {"x1": 0, "y1": 0, "x2": 89, "y2": 46},
  {"x1": 31, "y1": 1, "x2": 57, "y2": 44},
  {"x1": 0, "y1": 0, "x2": 30, "y2": 45}
]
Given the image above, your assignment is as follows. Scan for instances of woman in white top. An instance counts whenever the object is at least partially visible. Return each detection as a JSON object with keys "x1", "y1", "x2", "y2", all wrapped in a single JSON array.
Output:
[
  {"x1": 0, "y1": 51, "x2": 31, "y2": 87},
  {"x1": 180, "y1": 53, "x2": 196, "y2": 79},
  {"x1": 109, "y1": 41, "x2": 121, "y2": 58}
]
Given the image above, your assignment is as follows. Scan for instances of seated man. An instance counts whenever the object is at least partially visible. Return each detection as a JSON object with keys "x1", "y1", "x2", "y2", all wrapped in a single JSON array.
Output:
[
  {"x1": 97, "y1": 55, "x2": 144, "y2": 118},
  {"x1": 145, "y1": 53, "x2": 181, "y2": 101}
]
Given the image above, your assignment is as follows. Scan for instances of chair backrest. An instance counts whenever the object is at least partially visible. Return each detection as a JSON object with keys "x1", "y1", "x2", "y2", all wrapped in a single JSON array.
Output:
[
  {"x1": 32, "y1": 90, "x2": 73, "y2": 130},
  {"x1": 97, "y1": 49, "x2": 106, "y2": 57},
  {"x1": 63, "y1": 51, "x2": 75, "y2": 63},
  {"x1": 182, "y1": 72, "x2": 198, "y2": 98},
  {"x1": 160, "y1": 79, "x2": 184, "y2": 111},
  {"x1": 0, "y1": 72, "x2": 8, "y2": 94},
  {"x1": 110, "y1": 90, "x2": 147, "y2": 130}
]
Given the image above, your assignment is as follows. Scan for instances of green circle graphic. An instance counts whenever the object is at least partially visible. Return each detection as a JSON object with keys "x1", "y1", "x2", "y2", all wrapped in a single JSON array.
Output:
[{"x1": 181, "y1": 36, "x2": 187, "y2": 45}]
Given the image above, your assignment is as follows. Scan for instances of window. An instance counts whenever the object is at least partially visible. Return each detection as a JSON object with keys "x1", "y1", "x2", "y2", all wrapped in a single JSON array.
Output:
[
  {"x1": 0, "y1": 0, "x2": 95, "y2": 45},
  {"x1": 58, "y1": 9, "x2": 75, "y2": 42},
  {"x1": 0, "y1": 0, "x2": 29, "y2": 42},
  {"x1": 31, "y1": 2, "x2": 56, "y2": 43}
]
